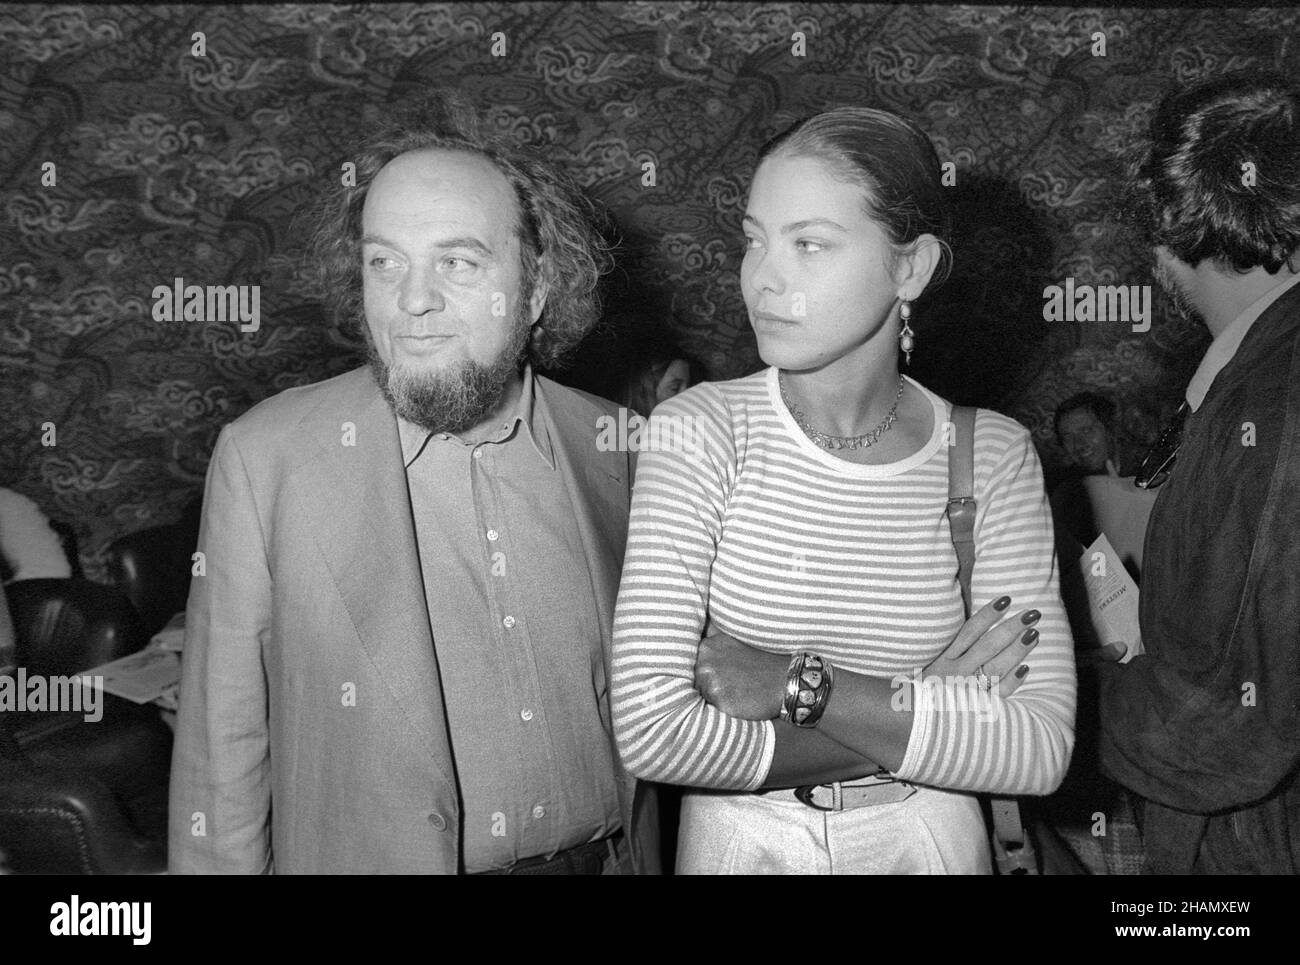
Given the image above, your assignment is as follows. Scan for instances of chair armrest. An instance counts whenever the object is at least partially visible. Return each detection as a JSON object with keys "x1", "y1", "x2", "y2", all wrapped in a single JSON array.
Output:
[
  {"x1": 0, "y1": 578, "x2": 15, "y2": 678},
  {"x1": 0, "y1": 761, "x2": 166, "y2": 873},
  {"x1": 0, "y1": 702, "x2": 169, "y2": 874}
]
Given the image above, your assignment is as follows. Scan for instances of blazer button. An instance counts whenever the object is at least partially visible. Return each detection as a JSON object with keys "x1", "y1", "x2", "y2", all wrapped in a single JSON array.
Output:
[{"x1": 427, "y1": 811, "x2": 448, "y2": 831}]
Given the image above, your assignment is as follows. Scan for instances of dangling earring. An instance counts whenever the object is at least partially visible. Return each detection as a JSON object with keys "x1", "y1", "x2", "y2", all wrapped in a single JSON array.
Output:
[{"x1": 898, "y1": 299, "x2": 915, "y2": 365}]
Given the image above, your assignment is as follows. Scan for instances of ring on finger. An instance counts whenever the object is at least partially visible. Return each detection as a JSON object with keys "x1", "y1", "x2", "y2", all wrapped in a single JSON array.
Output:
[{"x1": 974, "y1": 664, "x2": 992, "y2": 692}]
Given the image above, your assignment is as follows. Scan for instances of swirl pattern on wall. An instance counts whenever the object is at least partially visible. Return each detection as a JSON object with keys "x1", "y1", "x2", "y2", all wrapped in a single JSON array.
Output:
[{"x1": 2, "y1": 3, "x2": 1295, "y2": 577}]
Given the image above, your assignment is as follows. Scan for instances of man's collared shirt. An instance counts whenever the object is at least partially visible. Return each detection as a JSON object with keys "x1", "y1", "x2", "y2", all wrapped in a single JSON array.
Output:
[
  {"x1": 398, "y1": 367, "x2": 620, "y2": 873},
  {"x1": 1185, "y1": 270, "x2": 1300, "y2": 411}
]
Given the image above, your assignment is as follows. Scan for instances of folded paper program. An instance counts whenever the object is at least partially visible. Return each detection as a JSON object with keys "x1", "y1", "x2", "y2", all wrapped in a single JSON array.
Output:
[{"x1": 1081, "y1": 533, "x2": 1143, "y2": 662}]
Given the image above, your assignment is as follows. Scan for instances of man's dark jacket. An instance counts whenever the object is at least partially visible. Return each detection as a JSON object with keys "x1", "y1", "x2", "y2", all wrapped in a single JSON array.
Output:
[{"x1": 1100, "y1": 281, "x2": 1300, "y2": 873}]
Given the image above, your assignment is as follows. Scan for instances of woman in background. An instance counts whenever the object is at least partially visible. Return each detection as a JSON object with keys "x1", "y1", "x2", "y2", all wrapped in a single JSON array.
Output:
[
  {"x1": 611, "y1": 107, "x2": 1076, "y2": 874},
  {"x1": 619, "y1": 338, "x2": 702, "y2": 419}
]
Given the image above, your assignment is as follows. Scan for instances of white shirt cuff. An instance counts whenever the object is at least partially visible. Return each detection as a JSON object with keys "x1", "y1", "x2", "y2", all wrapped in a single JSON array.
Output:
[
  {"x1": 746, "y1": 719, "x2": 777, "y2": 790},
  {"x1": 894, "y1": 673, "x2": 937, "y2": 780}
]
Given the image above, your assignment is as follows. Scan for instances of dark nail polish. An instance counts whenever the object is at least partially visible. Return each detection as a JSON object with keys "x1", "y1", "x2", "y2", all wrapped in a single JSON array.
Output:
[
  {"x1": 1021, "y1": 628, "x2": 1039, "y2": 646},
  {"x1": 994, "y1": 596, "x2": 1011, "y2": 611},
  {"x1": 1021, "y1": 609, "x2": 1041, "y2": 625},
  {"x1": 1015, "y1": 664, "x2": 1030, "y2": 679}
]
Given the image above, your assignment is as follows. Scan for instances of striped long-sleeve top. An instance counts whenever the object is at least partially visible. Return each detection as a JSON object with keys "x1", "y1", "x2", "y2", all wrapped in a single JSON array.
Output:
[{"x1": 611, "y1": 368, "x2": 1075, "y2": 795}]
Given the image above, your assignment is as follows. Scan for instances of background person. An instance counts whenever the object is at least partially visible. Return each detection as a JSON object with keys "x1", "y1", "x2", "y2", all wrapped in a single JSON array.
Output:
[
  {"x1": 1055, "y1": 391, "x2": 1121, "y2": 478},
  {"x1": 1046, "y1": 392, "x2": 1156, "y2": 874},
  {"x1": 1049, "y1": 393, "x2": 1158, "y2": 581},
  {"x1": 620, "y1": 342, "x2": 701, "y2": 420},
  {"x1": 1099, "y1": 69, "x2": 1300, "y2": 874}
]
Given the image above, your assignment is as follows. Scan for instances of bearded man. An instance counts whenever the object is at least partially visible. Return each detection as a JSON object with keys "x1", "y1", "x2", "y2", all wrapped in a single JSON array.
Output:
[{"x1": 168, "y1": 93, "x2": 659, "y2": 874}]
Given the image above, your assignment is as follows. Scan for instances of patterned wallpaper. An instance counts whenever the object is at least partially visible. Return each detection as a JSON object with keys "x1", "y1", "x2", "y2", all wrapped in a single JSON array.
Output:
[{"x1": 2, "y1": 3, "x2": 1296, "y2": 578}]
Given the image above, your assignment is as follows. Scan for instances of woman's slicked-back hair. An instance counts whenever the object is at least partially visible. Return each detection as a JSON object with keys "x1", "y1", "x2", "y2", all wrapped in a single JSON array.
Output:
[
  {"x1": 1121, "y1": 69, "x2": 1300, "y2": 273},
  {"x1": 758, "y1": 107, "x2": 953, "y2": 292},
  {"x1": 306, "y1": 88, "x2": 615, "y2": 368}
]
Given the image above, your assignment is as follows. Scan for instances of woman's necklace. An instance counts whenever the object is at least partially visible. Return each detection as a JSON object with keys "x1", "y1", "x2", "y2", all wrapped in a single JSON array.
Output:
[{"x1": 779, "y1": 372, "x2": 905, "y2": 451}]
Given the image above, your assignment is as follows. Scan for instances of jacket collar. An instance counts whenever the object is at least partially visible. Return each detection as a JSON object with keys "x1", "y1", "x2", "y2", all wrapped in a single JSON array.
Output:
[
  {"x1": 396, "y1": 364, "x2": 556, "y2": 469},
  {"x1": 1187, "y1": 271, "x2": 1300, "y2": 412}
]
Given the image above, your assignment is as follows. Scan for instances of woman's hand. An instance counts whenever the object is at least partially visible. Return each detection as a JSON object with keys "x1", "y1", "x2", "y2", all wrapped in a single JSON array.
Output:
[
  {"x1": 695, "y1": 628, "x2": 789, "y2": 720},
  {"x1": 924, "y1": 595, "x2": 1040, "y2": 698}
]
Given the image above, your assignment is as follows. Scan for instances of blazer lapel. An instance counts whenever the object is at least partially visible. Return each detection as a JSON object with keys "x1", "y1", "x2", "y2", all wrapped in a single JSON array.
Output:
[
  {"x1": 538, "y1": 379, "x2": 629, "y2": 656},
  {"x1": 294, "y1": 371, "x2": 457, "y2": 793},
  {"x1": 539, "y1": 378, "x2": 656, "y2": 871}
]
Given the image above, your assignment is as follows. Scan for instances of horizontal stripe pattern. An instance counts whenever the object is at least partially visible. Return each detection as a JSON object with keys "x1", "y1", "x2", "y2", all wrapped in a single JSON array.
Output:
[{"x1": 612, "y1": 369, "x2": 1075, "y2": 794}]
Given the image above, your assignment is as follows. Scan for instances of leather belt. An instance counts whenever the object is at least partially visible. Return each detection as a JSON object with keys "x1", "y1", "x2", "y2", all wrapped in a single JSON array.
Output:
[
  {"x1": 766, "y1": 773, "x2": 916, "y2": 812},
  {"x1": 471, "y1": 831, "x2": 620, "y2": 875}
]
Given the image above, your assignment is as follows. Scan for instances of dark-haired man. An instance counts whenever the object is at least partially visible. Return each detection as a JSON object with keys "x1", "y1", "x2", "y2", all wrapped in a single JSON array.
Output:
[
  {"x1": 1055, "y1": 392, "x2": 1120, "y2": 478},
  {"x1": 1099, "y1": 70, "x2": 1300, "y2": 873},
  {"x1": 1050, "y1": 392, "x2": 1158, "y2": 580},
  {"x1": 168, "y1": 95, "x2": 659, "y2": 874}
]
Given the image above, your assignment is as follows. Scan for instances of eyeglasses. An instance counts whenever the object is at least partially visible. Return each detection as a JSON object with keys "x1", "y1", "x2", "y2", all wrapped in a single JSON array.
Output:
[{"x1": 1134, "y1": 400, "x2": 1190, "y2": 490}]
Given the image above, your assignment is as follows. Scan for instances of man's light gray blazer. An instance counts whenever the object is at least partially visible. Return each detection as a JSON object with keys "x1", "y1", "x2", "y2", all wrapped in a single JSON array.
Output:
[{"x1": 168, "y1": 366, "x2": 659, "y2": 873}]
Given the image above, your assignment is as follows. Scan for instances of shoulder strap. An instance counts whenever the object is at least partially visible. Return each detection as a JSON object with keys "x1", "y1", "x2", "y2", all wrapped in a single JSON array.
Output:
[
  {"x1": 947, "y1": 406, "x2": 977, "y2": 618},
  {"x1": 945, "y1": 404, "x2": 1038, "y2": 875}
]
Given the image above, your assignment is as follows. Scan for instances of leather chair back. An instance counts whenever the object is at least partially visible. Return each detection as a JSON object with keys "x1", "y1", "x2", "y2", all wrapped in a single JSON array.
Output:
[
  {"x1": 5, "y1": 579, "x2": 146, "y2": 677},
  {"x1": 106, "y1": 499, "x2": 201, "y2": 639}
]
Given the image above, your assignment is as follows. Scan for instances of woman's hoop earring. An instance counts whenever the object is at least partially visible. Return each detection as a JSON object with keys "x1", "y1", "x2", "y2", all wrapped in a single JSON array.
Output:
[{"x1": 898, "y1": 299, "x2": 915, "y2": 365}]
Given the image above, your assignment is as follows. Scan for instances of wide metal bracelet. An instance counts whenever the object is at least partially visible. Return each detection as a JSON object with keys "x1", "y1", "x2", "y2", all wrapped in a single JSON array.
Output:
[
  {"x1": 778, "y1": 651, "x2": 803, "y2": 721},
  {"x1": 782, "y1": 651, "x2": 834, "y2": 727}
]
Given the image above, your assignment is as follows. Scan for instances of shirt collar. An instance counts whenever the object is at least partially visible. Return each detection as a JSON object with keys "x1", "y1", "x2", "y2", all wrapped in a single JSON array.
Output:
[
  {"x1": 1185, "y1": 271, "x2": 1300, "y2": 412},
  {"x1": 396, "y1": 363, "x2": 556, "y2": 470}
]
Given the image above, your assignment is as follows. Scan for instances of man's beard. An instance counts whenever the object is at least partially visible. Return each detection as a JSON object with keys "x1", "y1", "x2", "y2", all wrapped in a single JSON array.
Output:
[
  {"x1": 1153, "y1": 261, "x2": 1201, "y2": 324},
  {"x1": 365, "y1": 309, "x2": 533, "y2": 436}
]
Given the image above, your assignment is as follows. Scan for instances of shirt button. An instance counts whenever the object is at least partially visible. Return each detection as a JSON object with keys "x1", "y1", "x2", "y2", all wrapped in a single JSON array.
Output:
[
  {"x1": 520, "y1": 708, "x2": 534, "y2": 722},
  {"x1": 473, "y1": 449, "x2": 483, "y2": 460},
  {"x1": 487, "y1": 528, "x2": 499, "y2": 541},
  {"x1": 427, "y1": 812, "x2": 448, "y2": 831},
  {"x1": 532, "y1": 805, "x2": 546, "y2": 820},
  {"x1": 503, "y1": 615, "x2": 516, "y2": 629}
]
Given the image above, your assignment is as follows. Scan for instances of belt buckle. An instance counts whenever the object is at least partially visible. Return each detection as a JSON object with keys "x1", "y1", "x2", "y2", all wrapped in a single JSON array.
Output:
[{"x1": 794, "y1": 784, "x2": 835, "y2": 811}]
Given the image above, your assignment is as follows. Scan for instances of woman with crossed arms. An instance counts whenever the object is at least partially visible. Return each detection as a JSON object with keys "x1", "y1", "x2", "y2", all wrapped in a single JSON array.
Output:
[{"x1": 611, "y1": 107, "x2": 1076, "y2": 874}]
